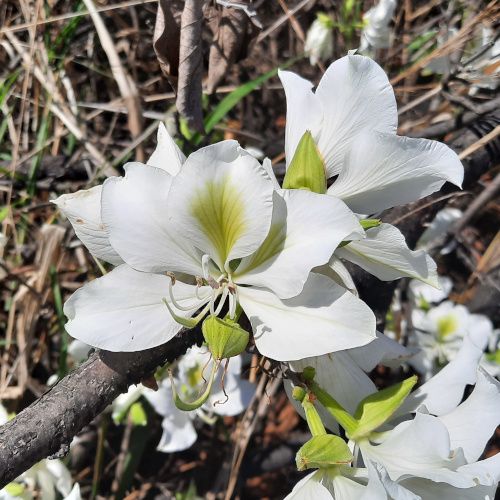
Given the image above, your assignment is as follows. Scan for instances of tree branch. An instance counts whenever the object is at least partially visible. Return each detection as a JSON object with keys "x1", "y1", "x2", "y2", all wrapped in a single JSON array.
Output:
[{"x1": 0, "y1": 115, "x2": 498, "y2": 488}]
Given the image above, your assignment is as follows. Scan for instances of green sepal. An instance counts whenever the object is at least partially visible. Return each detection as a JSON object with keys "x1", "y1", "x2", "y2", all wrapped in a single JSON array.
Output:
[
  {"x1": 296, "y1": 434, "x2": 353, "y2": 471},
  {"x1": 359, "y1": 218, "x2": 381, "y2": 230},
  {"x1": 129, "y1": 402, "x2": 148, "y2": 426},
  {"x1": 282, "y1": 131, "x2": 327, "y2": 194},
  {"x1": 170, "y1": 362, "x2": 218, "y2": 412},
  {"x1": 350, "y1": 375, "x2": 418, "y2": 440},
  {"x1": 202, "y1": 315, "x2": 249, "y2": 360},
  {"x1": 310, "y1": 381, "x2": 358, "y2": 435}
]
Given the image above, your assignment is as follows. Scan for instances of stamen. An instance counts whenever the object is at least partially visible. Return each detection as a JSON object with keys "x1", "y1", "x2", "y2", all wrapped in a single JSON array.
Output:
[
  {"x1": 213, "y1": 287, "x2": 229, "y2": 317},
  {"x1": 209, "y1": 288, "x2": 222, "y2": 316},
  {"x1": 168, "y1": 278, "x2": 210, "y2": 312},
  {"x1": 228, "y1": 289, "x2": 236, "y2": 319}
]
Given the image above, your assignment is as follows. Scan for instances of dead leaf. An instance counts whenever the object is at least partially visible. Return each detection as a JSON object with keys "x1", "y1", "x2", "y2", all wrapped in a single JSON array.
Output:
[
  {"x1": 153, "y1": 0, "x2": 183, "y2": 90},
  {"x1": 206, "y1": 5, "x2": 251, "y2": 93}
]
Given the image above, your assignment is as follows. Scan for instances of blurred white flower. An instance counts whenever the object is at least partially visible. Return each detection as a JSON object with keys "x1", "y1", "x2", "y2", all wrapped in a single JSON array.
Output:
[
  {"x1": 112, "y1": 346, "x2": 255, "y2": 453},
  {"x1": 0, "y1": 458, "x2": 80, "y2": 500},
  {"x1": 304, "y1": 13, "x2": 334, "y2": 65},
  {"x1": 67, "y1": 339, "x2": 91, "y2": 364},
  {"x1": 417, "y1": 207, "x2": 463, "y2": 249},
  {"x1": 410, "y1": 301, "x2": 493, "y2": 377},
  {"x1": 408, "y1": 275, "x2": 453, "y2": 308},
  {"x1": 360, "y1": 0, "x2": 397, "y2": 52}
]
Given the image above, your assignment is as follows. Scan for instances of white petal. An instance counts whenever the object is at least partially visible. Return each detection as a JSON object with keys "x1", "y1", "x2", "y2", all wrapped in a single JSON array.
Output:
[
  {"x1": 363, "y1": 461, "x2": 420, "y2": 500},
  {"x1": 361, "y1": 412, "x2": 471, "y2": 487},
  {"x1": 44, "y1": 460, "x2": 72, "y2": 497},
  {"x1": 167, "y1": 141, "x2": 275, "y2": 271},
  {"x1": 142, "y1": 379, "x2": 173, "y2": 417},
  {"x1": 291, "y1": 352, "x2": 376, "y2": 416},
  {"x1": 440, "y1": 369, "x2": 500, "y2": 462},
  {"x1": 336, "y1": 223, "x2": 438, "y2": 286},
  {"x1": 401, "y1": 329, "x2": 489, "y2": 416},
  {"x1": 158, "y1": 411, "x2": 197, "y2": 453},
  {"x1": 235, "y1": 190, "x2": 362, "y2": 299},
  {"x1": 64, "y1": 265, "x2": 210, "y2": 351},
  {"x1": 284, "y1": 470, "x2": 333, "y2": 500},
  {"x1": 238, "y1": 273, "x2": 376, "y2": 361},
  {"x1": 52, "y1": 186, "x2": 123, "y2": 265},
  {"x1": 408, "y1": 276, "x2": 453, "y2": 305},
  {"x1": 333, "y1": 473, "x2": 372, "y2": 500},
  {"x1": 400, "y1": 477, "x2": 496, "y2": 500},
  {"x1": 315, "y1": 55, "x2": 397, "y2": 177},
  {"x1": 417, "y1": 208, "x2": 463, "y2": 249},
  {"x1": 67, "y1": 339, "x2": 91, "y2": 363},
  {"x1": 320, "y1": 256, "x2": 358, "y2": 295},
  {"x1": 261, "y1": 157, "x2": 281, "y2": 190},
  {"x1": 112, "y1": 384, "x2": 144, "y2": 421},
  {"x1": 147, "y1": 122, "x2": 185, "y2": 175},
  {"x1": 102, "y1": 163, "x2": 202, "y2": 275},
  {"x1": 328, "y1": 132, "x2": 463, "y2": 214},
  {"x1": 458, "y1": 452, "x2": 500, "y2": 486},
  {"x1": 63, "y1": 483, "x2": 82, "y2": 500},
  {"x1": 348, "y1": 331, "x2": 412, "y2": 372},
  {"x1": 278, "y1": 70, "x2": 323, "y2": 168}
]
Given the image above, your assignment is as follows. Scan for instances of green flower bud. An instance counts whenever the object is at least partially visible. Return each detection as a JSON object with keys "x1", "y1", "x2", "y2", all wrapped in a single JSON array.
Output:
[
  {"x1": 283, "y1": 131, "x2": 327, "y2": 193},
  {"x1": 350, "y1": 375, "x2": 418, "y2": 440},
  {"x1": 302, "y1": 366, "x2": 316, "y2": 381}
]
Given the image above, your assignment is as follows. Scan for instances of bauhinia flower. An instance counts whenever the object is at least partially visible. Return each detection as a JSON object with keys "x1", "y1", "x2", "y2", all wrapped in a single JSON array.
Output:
[
  {"x1": 408, "y1": 275, "x2": 453, "y2": 309},
  {"x1": 359, "y1": 0, "x2": 397, "y2": 52},
  {"x1": 111, "y1": 347, "x2": 254, "y2": 453},
  {"x1": 410, "y1": 301, "x2": 493, "y2": 376},
  {"x1": 54, "y1": 126, "x2": 376, "y2": 361},
  {"x1": 278, "y1": 54, "x2": 464, "y2": 287},
  {"x1": 358, "y1": 369, "x2": 500, "y2": 499},
  {"x1": 304, "y1": 13, "x2": 334, "y2": 65}
]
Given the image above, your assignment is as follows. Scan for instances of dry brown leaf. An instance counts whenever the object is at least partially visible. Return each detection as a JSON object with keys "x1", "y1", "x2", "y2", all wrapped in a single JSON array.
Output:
[
  {"x1": 206, "y1": 5, "x2": 252, "y2": 94},
  {"x1": 153, "y1": 0, "x2": 183, "y2": 90}
]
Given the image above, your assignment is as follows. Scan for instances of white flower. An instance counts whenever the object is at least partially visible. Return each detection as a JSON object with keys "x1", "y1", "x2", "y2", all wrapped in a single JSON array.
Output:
[
  {"x1": 360, "y1": 0, "x2": 397, "y2": 52},
  {"x1": 417, "y1": 207, "x2": 463, "y2": 250},
  {"x1": 279, "y1": 54, "x2": 463, "y2": 287},
  {"x1": 55, "y1": 124, "x2": 376, "y2": 361},
  {"x1": 408, "y1": 275, "x2": 453, "y2": 308},
  {"x1": 304, "y1": 13, "x2": 334, "y2": 65},
  {"x1": 358, "y1": 369, "x2": 500, "y2": 498},
  {"x1": 67, "y1": 339, "x2": 91, "y2": 364},
  {"x1": 112, "y1": 347, "x2": 254, "y2": 453},
  {"x1": 410, "y1": 301, "x2": 493, "y2": 376},
  {"x1": 1, "y1": 459, "x2": 80, "y2": 500}
]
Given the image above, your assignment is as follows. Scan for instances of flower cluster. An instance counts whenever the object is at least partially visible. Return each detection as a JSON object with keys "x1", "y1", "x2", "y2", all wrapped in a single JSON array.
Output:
[{"x1": 51, "y1": 54, "x2": 500, "y2": 499}]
